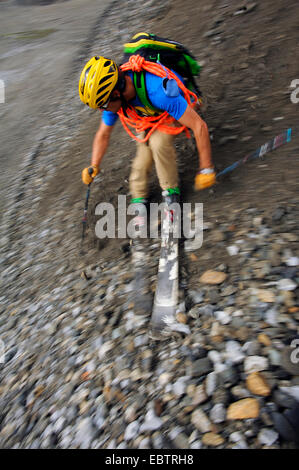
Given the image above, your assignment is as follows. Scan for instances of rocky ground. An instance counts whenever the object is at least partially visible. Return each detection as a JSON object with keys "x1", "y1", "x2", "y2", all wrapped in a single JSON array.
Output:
[{"x1": 0, "y1": 0, "x2": 298, "y2": 449}]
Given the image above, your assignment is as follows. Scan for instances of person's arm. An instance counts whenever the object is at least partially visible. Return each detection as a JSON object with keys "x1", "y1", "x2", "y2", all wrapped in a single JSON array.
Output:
[
  {"x1": 178, "y1": 104, "x2": 216, "y2": 190},
  {"x1": 91, "y1": 120, "x2": 114, "y2": 168},
  {"x1": 82, "y1": 120, "x2": 114, "y2": 185},
  {"x1": 178, "y1": 104, "x2": 213, "y2": 170}
]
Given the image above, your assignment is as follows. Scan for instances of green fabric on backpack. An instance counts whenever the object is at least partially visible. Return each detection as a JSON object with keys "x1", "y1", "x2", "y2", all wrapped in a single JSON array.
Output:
[{"x1": 123, "y1": 32, "x2": 202, "y2": 114}]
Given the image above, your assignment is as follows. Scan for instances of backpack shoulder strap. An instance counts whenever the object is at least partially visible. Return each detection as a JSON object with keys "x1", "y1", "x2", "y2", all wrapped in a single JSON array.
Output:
[{"x1": 132, "y1": 71, "x2": 161, "y2": 114}]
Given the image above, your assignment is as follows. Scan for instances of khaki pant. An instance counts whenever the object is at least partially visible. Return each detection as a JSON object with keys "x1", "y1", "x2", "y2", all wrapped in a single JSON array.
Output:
[{"x1": 129, "y1": 130, "x2": 178, "y2": 199}]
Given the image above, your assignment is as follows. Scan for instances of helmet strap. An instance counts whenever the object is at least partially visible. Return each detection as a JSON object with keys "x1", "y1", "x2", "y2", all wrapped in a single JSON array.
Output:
[{"x1": 116, "y1": 70, "x2": 126, "y2": 93}]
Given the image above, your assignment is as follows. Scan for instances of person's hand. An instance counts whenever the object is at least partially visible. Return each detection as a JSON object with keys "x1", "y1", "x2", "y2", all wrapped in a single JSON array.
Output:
[
  {"x1": 194, "y1": 169, "x2": 216, "y2": 191},
  {"x1": 82, "y1": 165, "x2": 99, "y2": 185}
]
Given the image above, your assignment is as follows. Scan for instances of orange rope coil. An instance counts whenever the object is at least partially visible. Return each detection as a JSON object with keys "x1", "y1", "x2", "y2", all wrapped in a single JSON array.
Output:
[{"x1": 117, "y1": 55, "x2": 199, "y2": 143}]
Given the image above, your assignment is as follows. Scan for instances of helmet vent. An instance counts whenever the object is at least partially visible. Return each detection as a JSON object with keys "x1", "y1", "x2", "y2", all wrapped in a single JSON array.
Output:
[
  {"x1": 96, "y1": 82, "x2": 112, "y2": 96},
  {"x1": 99, "y1": 74, "x2": 113, "y2": 85}
]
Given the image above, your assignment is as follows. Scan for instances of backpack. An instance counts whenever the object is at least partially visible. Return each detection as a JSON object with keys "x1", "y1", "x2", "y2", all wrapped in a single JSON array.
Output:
[{"x1": 123, "y1": 32, "x2": 202, "y2": 114}]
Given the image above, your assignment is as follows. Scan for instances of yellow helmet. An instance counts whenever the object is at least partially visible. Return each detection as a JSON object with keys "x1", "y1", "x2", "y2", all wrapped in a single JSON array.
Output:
[{"x1": 79, "y1": 56, "x2": 118, "y2": 109}]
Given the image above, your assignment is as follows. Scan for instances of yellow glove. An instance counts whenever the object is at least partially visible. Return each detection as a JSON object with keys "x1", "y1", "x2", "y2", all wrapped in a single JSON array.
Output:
[
  {"x1": 82, "y1": 165, "x2": 99, "y2": 185},
  {"x1": 194, "y1": 169, "x2": 216, "y2": 191}
]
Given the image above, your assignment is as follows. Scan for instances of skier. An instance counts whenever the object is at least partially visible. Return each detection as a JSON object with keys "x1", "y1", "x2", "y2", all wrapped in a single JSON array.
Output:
[{"x1": 79, "y1": 55, "x2": 216, "y2": 207}]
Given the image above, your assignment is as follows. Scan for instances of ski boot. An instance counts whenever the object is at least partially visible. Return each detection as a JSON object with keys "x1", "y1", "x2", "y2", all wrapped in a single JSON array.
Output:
[
  {"x1": 162, "y1": 187, "x2": 180, "y2": 206},
  {"x1": 161, "y1": 187, "x2": 180, "y2": 237}
]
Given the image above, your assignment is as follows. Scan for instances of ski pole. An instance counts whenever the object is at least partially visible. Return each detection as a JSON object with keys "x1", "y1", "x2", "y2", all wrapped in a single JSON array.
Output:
[
  {"x1": 81, "y1": 167, "x2": 94, "y2": 250},
  {"x1": 216, "y1": 128, "x2": 292, "y2": 179}
]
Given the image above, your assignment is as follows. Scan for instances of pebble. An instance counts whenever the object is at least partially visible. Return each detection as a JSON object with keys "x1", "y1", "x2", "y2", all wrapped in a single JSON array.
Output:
[
  {"x1": 172, "y1": 377, "x2": 189, "y2": 397},
  {"x1": 258, "y1": 334, "x2": 272, "y2": 347},
  {"x1": 140, "y1": 410, "x2": 163, "y2": 432},
  {"x1": 227, "y1": 399, "x2": 260, "y2": 420},
  {"x1": 286, "y1": 257, "x2": 299, "y2": 267},
  {"x1": 74, "y1": 418, "x2": 96, "y2": 449},
  {"x1": 215, "y1": 310, "x2": 231, "y2": 325},
  {"x1": 192, "y1": 358, "x2": 213, "y2": 377},
  {"x1": 225, "y1": 340, "x2": 245, "y2": 364},
  {"x1": 227, "y1": 245, "x2": 239, "y2": 256},
  {"x1": 202, "y1": 432, "x2": 225, "y2": 447},
  {"x1": 191, "y1": 385, "x2": 208, "y2": 406},
  {"x1": 257, "y1": 290, "x2": 276, "y2": 303},
  {"x1": 279, "y1": 386, "x2": 299, "y2": 402},
  {"x1": 205, "y1": 372, "x2": 218, "y2": 396},
  {"x1": 210, "y1": 403, "x2": 226, "y2": 423},
  {"x1": 244, "y1": 356, "x2": 269, "y2": 373},
  {"x1": 138, "y1": 437, "x2": 151, "y2": 449},
  {"x1": 124, "y1": 421, "x2": 140, "y2": 441},
  {"x1": 246, "y1": 372, "x2": 271, "y2": 396},
  {"x1": 277, "y1": 279, "x2": 297, "y2": 291},
  {"x1": 229, "y1": 431, "x2": 248, "y2": 448},
  {"x1": 258, "y1": 428, "x2": 279, "y2": 446},
  {"x1": 188, "y1": 290, "x2": 204, "y2": 304},
  {"x1": 191, "y1": 409, "x2": 212, "y2": 433},
  {"x1": 169, "y1": 428, "x2": 189, "y2": 449},
  {"x1": 268, "y1": 349, "x2": 282, "y2": 367},
  {"x1": 199, "y1": 270, "x2": 227, "y2": 285},
  {"x1": 218, "y1": 365, "x2": 239, "y2": 387}
]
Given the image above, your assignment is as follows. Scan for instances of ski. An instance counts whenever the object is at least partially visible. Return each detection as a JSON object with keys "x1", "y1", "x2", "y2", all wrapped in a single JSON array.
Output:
[
  {"x1": 130, "y1": 203, "x2": 153, "y2": 316},
  {"x1": 149, "y1": 196, "x2": 184, "y2": 340},
  {"x1": 216, "y1": 128, "x2": 292, "y2": 178},
  {"x1": 131, "y1": 240, "x2": 153, "y2": 315}
]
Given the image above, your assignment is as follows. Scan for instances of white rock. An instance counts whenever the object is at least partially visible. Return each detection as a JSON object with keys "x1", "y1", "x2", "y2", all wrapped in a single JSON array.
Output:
[
  {"x1": 124, "y1": 404, "x2": 138, "y2": 423},
  {"x1": 124, "y1": 421, "x2": 140, "y2": 441},
  {"x1": 190, "y1": 441, "x2": 203, "y2": 449},
  {"x1": 210, "y1": 404, "x2": 226, "y2": 423},
  {"x1": 169, "y1": 426, "x2": 184, "y2": 440},
  {"x1": 286, "y1": 257, "x2": 299, "y2": 267},
  {"x1": 74, "y1": 418, "x2": 95, "y2": 449},
  {"x1": 215, "y1": 310, "x2": 231, "y2": 325},
  {"x1": 139, "y1": 438, "x2": 151, "y2": 449},
  {"x1": 227, "y1": 245, "x2": 239, "y2": 256},
  {"x1": 205, "y1": 372, "x2": 218, "y2": 396},
  {"x1": 232, "y1": 309, "x2": 244, "y2": 317},
  {"x1": 244, "y1": 356, "x2": 269, "y2": 373},
  {"x1": 134, "y1": 335, "x2": 148, "y2": 347},
  {"x1": 277, "y1": 279, "x2": 297, "y2": 291},
  {"x1": 214, "y1": 362, "x2": 227, "y2": 373},
  {"x1": 191, "y1": 409, "x2": 212, "y2": 433},
  {"x1": 172, "y1": 377, "x2": 189, "y2": 397},
  {"x1": 158, "y1": 373, "x2": 171, "y2": 387},
  {"x1": 230, "y1": 432, "x2": 248, "y2": 448},
  {"x1": 265, "y1": 308, "x2": 278, "y2": 326},
  {"x1": 208, "y1": 350, "x2": 222, "y2": 364},
  {"x1": 225, "y1": 340, "x2": 245, "y2": 364},
  {"x1": 279, "y1": 386, "x2": 299, "y2": 402},
  {"x1": 72, "y1": 306, "x2": 81, "y2": 317},
  {"x1": 140, "y1": 410, "x2": 163, "y2": 432},
  {"x1": 98, "y1": 341, "x2": 114, "y2": 360},
  {"x1": 258, "y1": 428, "x2": 278, "y2": 446}
]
